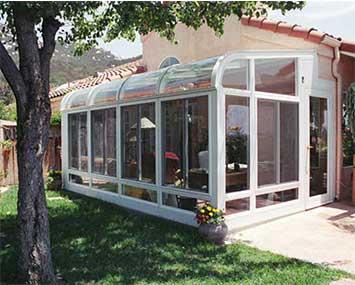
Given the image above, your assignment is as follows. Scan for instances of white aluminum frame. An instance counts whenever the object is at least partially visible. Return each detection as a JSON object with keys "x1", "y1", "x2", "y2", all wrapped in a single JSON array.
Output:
[{"x1": 61, "y1": 50, "x2": 335, "y2": 230}]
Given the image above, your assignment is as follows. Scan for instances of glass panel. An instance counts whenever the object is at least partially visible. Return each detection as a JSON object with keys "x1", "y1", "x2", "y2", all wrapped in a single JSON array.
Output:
[
  {"x1": 120, "y1": 70, "x2": 165, "y2": 101},
  {"x1": 255, "y1": 58, "x2": 296, "y2": 96},
  {"x1": 225, "y1": 96, "x2": 249, "y2": 193},
  {"x1": 79, "y1": 113, "x2": 88, "y2": 172},
  {"x1": 122, "y1": 185, "x2": 157, "y2": 203},
  {"x1": 256, "y1": 188, "x2": 298, "y2": 208},
  {"x1": 162, "y1": 100, "x2": 184, "y2": 188},
  {"x1": 68, "y1": 88, "x2": 92, "y2": 109},
  {"x1": 162, "y1": 193, "x2": 208, "y2": 212},
  {"x1": 140, "y1": 104, "x2": 156, "y2": 183},
  {"x1": 160, "y1": 57, "x2": 218, "y2": 94},
  {"x1": 69, "y1": 113, "x2": 79, "y2": 169},
  {"x1": 92, "y1": 178, "x2": 117, "y2": 193},
  {"x1": 222, "y1": 59, "x2": 248, "y2": 89},
  {"x1": 226, "y1": 198, "x2": 250, "y2": 215},
  {"x1": 162, "y1": 97, "x2": 209, "y2": 192},
  {"x1": 68, "y1": 112, "x2": 88, "y2": 171},
  {"x1": 121, "y1": 105, "x2": 138, "y2": 179},
  {"x1": 258, "y1": 100, "x2": 299, "y2": 186},
  {"x1": 91, "y1": 108, "x2": 117, "y2": 176},
  {"x1": 310, "y1": 97, "x2": 328, "y2": 196},
  {"x1": 90, "y1": 79, "x2": 124, "y2": 105},
  {"x1": 187, "y1": 97, "x2": 209, "y2": 191},
  {"x1": 121, "y1": 103, "x2": 156, "y2": 182},
  {"x1": 69, "y1": 174, "x2": 90, "y2": 186}
]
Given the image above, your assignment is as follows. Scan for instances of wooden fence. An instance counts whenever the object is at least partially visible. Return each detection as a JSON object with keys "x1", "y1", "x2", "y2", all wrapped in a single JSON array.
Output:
[{"x1": 0, "y1": 121, "x2": 61, "y2": 186}]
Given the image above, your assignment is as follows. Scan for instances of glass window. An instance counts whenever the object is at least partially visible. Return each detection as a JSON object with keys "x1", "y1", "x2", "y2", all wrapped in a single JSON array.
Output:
[
  {"x1": 68, "y1": 112, "x2": 88, "y2": 172},
  {"x1": 92, "y1": 178, "x2": 117, "y2": 193},
  {"x1": 121, "y1": 103, "x2": 156, "y2": 183},
  {"x1": 256, "y1": 188, "x2": 298, "y2": 208},
  {"x1": 160, "y1": 57, "x2": 218, "y2": 94},
  {"x1": 122, "y1": 185, "x2": 157, "y2": 203},
  {"x1": 226, "y1": 198, "x2": 250, "y2": 215},
  {"x1": 159, "y1": 57, "x2": 180, "y2": 69},
  {"x1": 162, "y1": 96, "x2": 209, "y2": 192},
  {"x1": 225, "y1": 96, "x2": 250, "y2": 193},
  {"x1": 69, "y1": 174, "x2": 90, "y2": 186},
  {"x1": 91, "y1": 108, "x2": 117, "y2": 176},
  {"x1": 162, "y1": 193, "x2": 208, "y2": 212},
  {"x1": 258, "y1": 100, "x2": 299, "y2": 186},
  {"x1": 120, "y1": 70, "x2": 165, "y2": 101},
  {"x1": 255, "y1": 58, "x2": 296, "y2": 96},
  {"x1": 222, "y1": 59, "x2": 248, "y2": 89}
]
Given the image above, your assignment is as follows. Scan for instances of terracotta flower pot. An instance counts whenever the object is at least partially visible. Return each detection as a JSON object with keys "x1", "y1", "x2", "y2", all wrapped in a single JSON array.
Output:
[{"x1": 198, "y1": 223, "x2": 228, "y2": 245}]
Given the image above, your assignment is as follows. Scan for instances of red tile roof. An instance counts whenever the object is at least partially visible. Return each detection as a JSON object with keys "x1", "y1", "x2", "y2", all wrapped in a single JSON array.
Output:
[
  {"x1": 241, "y1": 16, "x2": 355, "y2": 52},
  {"x1": 49, "y1": 60, "x2": 146, "y2": 99}
]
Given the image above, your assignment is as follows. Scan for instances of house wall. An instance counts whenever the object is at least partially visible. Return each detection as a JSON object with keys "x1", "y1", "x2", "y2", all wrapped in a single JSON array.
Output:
[
  {"x1": 141, "y1": 16, "x2": 334, "y2": 82},
  {"x1": 339, "y1": 54, "x2": 355, "y2": 202},
  {"x1": 50, "y1": 96, "x2": 62, "y2": 112}
]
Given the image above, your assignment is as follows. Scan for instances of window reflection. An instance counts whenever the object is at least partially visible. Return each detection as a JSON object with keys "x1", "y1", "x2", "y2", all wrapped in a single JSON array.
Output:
[
  {"x1": 255, "y1": 58, "x2": 295, "y2": 96},
  {"x1": 121, "y1": 103, "x2": 156, "y2": 183},
  {"x1": 162, "y1": 96, "x2": 209, "y2": 192},
  {"x1": 222, "y1": 59, "x2": 248, "y2": 90},
  {"x1": 225, "y1": 96, "x2": 249, "y2": 192}
]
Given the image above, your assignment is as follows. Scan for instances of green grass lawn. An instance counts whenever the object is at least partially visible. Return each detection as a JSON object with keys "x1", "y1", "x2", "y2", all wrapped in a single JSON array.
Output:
[{"x1": 1, "y1": 188, "x2": 353, "y2": 285}]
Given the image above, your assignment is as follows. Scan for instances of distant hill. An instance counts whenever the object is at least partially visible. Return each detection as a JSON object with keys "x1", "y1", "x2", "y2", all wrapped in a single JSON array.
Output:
[
  {"x1": 0, "y1": 39, "x2": 141, "y2": 101},
  {"x1": 48, "y1": 44, "x2": 142, "y2": 87}
]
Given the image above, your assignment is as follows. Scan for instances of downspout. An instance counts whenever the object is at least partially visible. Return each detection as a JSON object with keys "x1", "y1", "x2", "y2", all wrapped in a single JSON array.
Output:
[{"x1": 326, "y1": 38, "x2": 342, "y2": 200}]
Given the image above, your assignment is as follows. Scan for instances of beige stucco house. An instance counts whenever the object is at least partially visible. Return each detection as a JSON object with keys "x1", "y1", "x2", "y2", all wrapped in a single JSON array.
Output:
[{"x1": 58, "y1": 16, "x2": 355, "y2": 230}]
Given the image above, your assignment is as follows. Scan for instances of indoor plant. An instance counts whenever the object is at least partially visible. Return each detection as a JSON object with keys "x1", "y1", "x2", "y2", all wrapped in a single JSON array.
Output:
[{"x1": 196, "y1": 204, "x2": 228, "y2": 245}]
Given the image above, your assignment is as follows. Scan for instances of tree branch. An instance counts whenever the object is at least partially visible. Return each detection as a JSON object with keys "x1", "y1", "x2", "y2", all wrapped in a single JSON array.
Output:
[
  {"x1": 40, "y1": 17, "x2": 62, "y2": 92},
  {"x1": 0, "y1": 41, "x2": 26, "y2": 108}
]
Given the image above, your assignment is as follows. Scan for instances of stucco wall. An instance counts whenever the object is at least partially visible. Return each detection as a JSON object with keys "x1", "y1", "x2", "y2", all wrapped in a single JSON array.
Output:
[
  {"x1": 141, "y1": 16, "x2": 334, "y2": 82},
  {"x1": 339, "y1": 54, "x2": 355, "y2": 91}
]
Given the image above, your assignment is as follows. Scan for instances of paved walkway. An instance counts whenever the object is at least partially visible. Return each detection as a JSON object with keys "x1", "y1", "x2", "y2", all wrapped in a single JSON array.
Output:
[{"x1": 231, "y1": 202, "x2": 355, "y2": 274}]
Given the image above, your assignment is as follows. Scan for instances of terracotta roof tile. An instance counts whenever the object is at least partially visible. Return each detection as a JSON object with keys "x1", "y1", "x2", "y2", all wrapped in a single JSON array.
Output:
[
  {"x1": 49, "y1": 60, "x2": 146, "y2": 99},
  {"x1": 240, "y1": 15, "x2": 355, "y2": 52}
]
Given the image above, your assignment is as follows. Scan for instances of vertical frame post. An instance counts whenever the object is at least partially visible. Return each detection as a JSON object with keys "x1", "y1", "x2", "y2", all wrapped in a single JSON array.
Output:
[{"x1": 210, "y1": 87, "x2": 225, "y2": 210}]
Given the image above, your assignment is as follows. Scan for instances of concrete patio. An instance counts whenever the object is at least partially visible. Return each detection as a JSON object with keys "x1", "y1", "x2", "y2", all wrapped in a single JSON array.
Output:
[{"x1": 231, "y1": 202, "x2": 355, "y2": 274}]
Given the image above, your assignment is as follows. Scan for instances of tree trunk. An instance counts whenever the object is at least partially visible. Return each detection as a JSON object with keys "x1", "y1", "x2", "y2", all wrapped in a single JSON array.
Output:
[{"x1": 16, "y1": 87, "x2": 56, "y2": 284}]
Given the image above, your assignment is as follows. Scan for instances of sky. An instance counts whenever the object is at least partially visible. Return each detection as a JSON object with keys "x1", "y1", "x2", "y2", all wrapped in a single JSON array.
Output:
[{"x1": 100, "y1": 1, "x2": 355, "y2": 59}]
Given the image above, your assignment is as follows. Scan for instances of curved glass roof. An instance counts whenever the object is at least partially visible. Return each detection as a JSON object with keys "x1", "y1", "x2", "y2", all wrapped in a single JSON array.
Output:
[
  {"x1": 89, "y1": 78, "x2": 125, "y2": 105},
  {"x1": 62, "y1": 54, "x2": 251, "y2": 111},
  {"x1": 120, "y1": 69, "x2": 167, "y2": 101}
]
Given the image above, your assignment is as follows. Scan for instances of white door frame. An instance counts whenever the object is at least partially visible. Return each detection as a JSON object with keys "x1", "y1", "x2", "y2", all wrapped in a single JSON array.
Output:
[{"x1": 305, "y1": 80, "x2": 336, "y2": 209}]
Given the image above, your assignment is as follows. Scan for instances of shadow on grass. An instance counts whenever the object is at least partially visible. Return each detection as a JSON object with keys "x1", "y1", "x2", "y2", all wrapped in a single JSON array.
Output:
[{"x1": 1, "y1": 190, "x2": 351, "y2": 285}]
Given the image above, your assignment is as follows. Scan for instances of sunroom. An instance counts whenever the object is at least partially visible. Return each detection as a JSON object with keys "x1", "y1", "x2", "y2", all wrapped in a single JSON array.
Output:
[{"x1": 61, "y1": 51, "x2": 335, "y2": 230}]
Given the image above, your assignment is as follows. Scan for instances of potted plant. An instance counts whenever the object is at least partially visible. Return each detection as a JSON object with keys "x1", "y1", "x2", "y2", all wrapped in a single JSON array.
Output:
[
  {"x1": 196, "y1": 204, "x2": 228, "y2": 245},
  {"x1": 46, "y1": 169, "x2": 62, "y2": 191}
]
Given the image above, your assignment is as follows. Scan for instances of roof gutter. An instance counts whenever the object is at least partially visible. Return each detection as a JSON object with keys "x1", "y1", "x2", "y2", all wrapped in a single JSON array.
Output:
[{"x1": 323, "y1": 36, "x2": 342, "y2": 200}]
